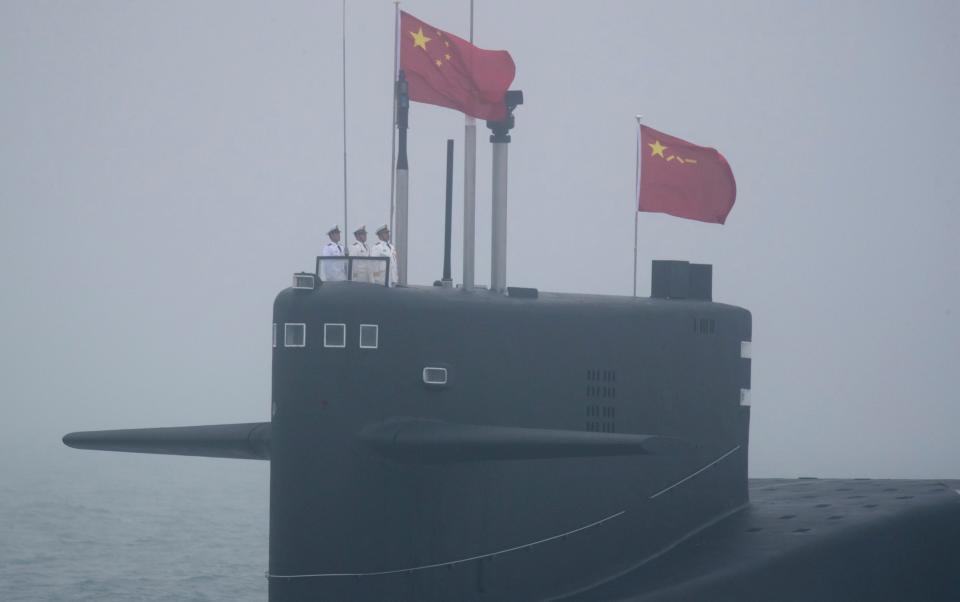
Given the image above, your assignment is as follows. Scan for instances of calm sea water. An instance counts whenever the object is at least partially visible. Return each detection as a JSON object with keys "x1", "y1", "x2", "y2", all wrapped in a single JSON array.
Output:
[{"x1": 0, "y1": 453, "x2": 269, "y2": 601}]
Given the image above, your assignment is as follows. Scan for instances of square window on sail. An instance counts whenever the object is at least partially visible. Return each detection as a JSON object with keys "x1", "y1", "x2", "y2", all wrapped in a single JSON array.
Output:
[
  {"x1": 284, "y1": 323, "x2": 306, "y2": 348},
  {"x1": 324, "y1": 323, "x2": 346, "y2": 348},
  {"x1": 359, "y1": 324, "x2": 379, "y2": 349}
]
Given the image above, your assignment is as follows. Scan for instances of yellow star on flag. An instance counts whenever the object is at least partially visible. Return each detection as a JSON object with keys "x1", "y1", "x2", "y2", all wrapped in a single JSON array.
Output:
[
  {"x1": 410, "y1": 27, "x2": 431, "y2": 51},
  {"x1": 648, "y1": 139, "x2": 667, "y2": 158},
  {"x1": 435, "y1": 59, "x2": 442, "y2": 67},
  {"x1": 444, "y1": 53, "x2": 451, "y2": 60}
]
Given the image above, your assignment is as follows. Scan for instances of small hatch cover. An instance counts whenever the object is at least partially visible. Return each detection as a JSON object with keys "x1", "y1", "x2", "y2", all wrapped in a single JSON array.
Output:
[{"x1": 507, "y1": 286, "x2": 538, "y2": 299}]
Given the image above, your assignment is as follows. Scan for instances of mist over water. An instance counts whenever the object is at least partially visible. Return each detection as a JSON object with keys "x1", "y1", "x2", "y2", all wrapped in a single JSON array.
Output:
[
  {"x1": 0, "y1": 455, "x2": 267, "y2": 601},
  {"x1": 1, "y1": 0, "x2": 959, "y2": 598}
]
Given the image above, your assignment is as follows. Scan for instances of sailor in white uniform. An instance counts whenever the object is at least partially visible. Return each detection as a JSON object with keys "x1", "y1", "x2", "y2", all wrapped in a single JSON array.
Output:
[
  {"x1": 349, "y1": 224, "x2": 370, "y2": 283},
  {"x1": 321, "y1": 224, "x2": 347, "y2": 282},
  {"x1": 371, "y1": 224, "x2": 399, "y2": 286}
]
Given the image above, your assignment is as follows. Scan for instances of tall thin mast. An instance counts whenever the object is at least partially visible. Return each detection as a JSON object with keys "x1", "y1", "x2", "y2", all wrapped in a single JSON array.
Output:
[
  {"x1": 633, "y1": 115, "x2": 642, "y2": 296},
  {"x1": 395, "y1": 71, "x2": 410, "y2": 286},
  {"x1": 443, "y1": 139, "x2": 454, "y2": 286},
  {"x1": 389, "y1": 2, "x2": 400, "y2": 234},
  {"x1": 462, "y1": 0, "x2": 477, "y2": 290},
  {"x1": 341, "y1": 0, "x2": 349, "y2": 243}
]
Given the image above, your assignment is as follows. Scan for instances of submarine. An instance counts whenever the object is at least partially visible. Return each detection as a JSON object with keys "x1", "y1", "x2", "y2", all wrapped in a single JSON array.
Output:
[
  {"x1": 65, "y1": 257, "x2": 754, "y2": 600},
  {"x1": 63, "y1": 92, "x2": 960, "y2": 601},
  {"x1": 62, "y1": 259, "x2": 960, "y2": 601}
]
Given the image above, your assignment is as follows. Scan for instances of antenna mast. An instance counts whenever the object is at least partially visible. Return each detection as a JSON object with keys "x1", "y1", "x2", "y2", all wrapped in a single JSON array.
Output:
[
  {"x1": 395, "y1": 71, "x2": 410, "y2": 286},
  {"x1": 341, "y1": 0, "x2": 349, "y2": 243},
  {"x1": 633, "y1": 115, "x2": 642, "y2": 296},
  {"x1": 462, "y1": 0, "x2": 477, "y2": 290},
  {"x1": 389, "y1": 2, "x2": 400, "y2": 235},
  {"x1": 442, "y1": 139, "x2": 455, "y2": 286}
]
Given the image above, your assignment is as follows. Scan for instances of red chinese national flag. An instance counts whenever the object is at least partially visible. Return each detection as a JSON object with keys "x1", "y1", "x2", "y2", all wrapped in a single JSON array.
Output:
[
  {"x1": 638, "y1": 125, "x2": 737, "y2": 224},
  {"x1": 400, "y1": 11, "x2": 515, "y2": 121}
]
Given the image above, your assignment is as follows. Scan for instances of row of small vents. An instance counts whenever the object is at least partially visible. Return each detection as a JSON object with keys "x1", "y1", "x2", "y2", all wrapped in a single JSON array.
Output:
[
  {"x1": 585, "y1": 369, "x2": 617, "y2": 432},
  {"x1": 694, "y1": 317, "x2": 716, "y2": 335}
]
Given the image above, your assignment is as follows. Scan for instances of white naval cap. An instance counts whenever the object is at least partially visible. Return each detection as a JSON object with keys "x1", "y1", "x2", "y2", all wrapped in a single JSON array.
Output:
[
  {"x1": 327, "y1": 224, "x2": 340, "y2": 235},
  {"x1": 354, "y1": 224, "x2": 367, "y2": 234},
  {"x1": 376, "y1": 224, "x2": 390, "y2": 235}
]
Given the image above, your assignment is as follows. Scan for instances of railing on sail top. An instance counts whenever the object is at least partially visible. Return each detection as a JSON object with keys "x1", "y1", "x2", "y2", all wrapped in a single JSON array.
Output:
[{"x1": 315, "y1": 256, "x2": 391, "y2": 287}]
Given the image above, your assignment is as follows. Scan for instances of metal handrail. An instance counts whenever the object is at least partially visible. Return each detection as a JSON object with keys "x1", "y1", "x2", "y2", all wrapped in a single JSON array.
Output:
[{"x1": 315, "y1": 256, "x2": 391, "y2": 287}]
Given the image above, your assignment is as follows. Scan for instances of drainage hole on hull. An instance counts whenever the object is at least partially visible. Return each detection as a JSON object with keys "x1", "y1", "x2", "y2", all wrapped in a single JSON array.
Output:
[
  {"x1": 778, "y1": 514, "x2": 796, "y2": 520},
  {"x1": 828, "y1": 515, "x2": 844, "y2": 520},
  {"x1": 863, "y1": 504, "x2": 878, "y2": 508},
  {"x1": 793, "y1": 528, "x2": 811, "y2": 533},
  {"x1": 814, "y1": 503, "x2": 831, "y2": 508}
]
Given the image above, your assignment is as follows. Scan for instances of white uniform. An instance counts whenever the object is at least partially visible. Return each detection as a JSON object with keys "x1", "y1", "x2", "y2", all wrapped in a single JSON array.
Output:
[
  {"x1": 371, "y1": 240, "x2": 399, "y2": 286},
  {"x1": 349, "y1": 240, "x2": 370, "y2": 282},
  {"x1": 322, "y1": 241, "x2": 347, "y2": 282}
]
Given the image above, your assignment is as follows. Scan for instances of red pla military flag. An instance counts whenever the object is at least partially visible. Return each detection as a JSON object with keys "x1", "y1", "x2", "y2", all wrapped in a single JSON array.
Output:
[
  {"x1": 638, "y1": 125, "x2": 737, "y2": 224},
  {"x1": 400, "y1": 11, "x2": 515, "y2": 121}
]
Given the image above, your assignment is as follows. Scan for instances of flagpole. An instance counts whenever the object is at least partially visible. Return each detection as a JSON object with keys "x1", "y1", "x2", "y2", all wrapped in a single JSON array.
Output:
[
  {"x1": 389, "y1": 2, "x2": 400, "y2": 234},
  {"x1": 462, "y1": 0, "x2": 477, "y2": 290},
  {"x1": 341, "y1": 0, "x2": 349, "y2": 247},
  {"x1": 633, "y1": 114, "x2": 643, "y2": 297}
]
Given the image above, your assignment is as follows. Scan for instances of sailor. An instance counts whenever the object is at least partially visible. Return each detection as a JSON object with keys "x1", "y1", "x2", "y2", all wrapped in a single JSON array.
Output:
[
  {"x1": 371, "y1": 224, "x2": 399, "y2": 286},
  {"x1": 349, "y1": 224, "x2": 370, "y2": 282},
  {"x1": 321, "y1": 225, "x2": 347, "y2": 282}
]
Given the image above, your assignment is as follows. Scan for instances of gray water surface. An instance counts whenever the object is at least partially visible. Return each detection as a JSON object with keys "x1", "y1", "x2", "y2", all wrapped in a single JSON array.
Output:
[{"x1": 0, "y1": 454, "x2": 268, "y2": 601}]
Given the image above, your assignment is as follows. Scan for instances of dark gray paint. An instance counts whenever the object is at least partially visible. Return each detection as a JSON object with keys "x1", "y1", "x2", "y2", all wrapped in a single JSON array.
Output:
[
  {"x1": 569, "y1": 479, "x2": 960, "y2": 601},
  {"x1": 267, "y1": 280, "x2": 750, "y2": 600}
]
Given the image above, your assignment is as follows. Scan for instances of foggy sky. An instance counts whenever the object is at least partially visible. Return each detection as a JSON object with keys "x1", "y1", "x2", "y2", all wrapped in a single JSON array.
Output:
[{"x1": 1, "y1": 0, "x2": 958, "y2": 480}]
